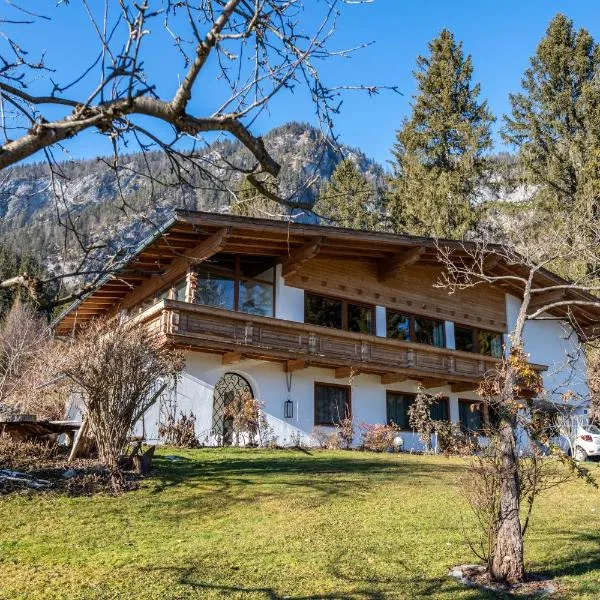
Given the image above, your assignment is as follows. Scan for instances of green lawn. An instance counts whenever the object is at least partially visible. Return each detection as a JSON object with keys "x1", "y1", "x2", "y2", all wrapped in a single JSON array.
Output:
[{"x1": 0, "y1": 449, "x2": 599, "y2": 599}]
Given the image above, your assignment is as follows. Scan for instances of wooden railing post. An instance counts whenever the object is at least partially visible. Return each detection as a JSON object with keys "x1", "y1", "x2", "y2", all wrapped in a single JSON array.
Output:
[
  {"x1": 407, "y1": 348, "x2": 415, "y2": 368},
  {"x1": 244, "y1": 322, "x2": 254, "y2": 344},
  {"x1": 184, "y1": 267, "x2": 197, "y2": 303},
  {"x1": 308, "y1": 332, "x2": 317, "y2": 354},
  {"x1": 360, "y1": 341, "x2": 369, "y2": 362}
]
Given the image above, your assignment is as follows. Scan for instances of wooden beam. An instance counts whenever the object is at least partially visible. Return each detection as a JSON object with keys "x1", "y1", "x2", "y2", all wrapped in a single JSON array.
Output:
[
  {"x1": 335, "y1": 366, "x2": 358, "y2": 379},
  {"x1": 377, "y1": 247, "x2": 424, "y2": 282},
  {"x1": 118, "y1": 228, "x2": 230, "y2": 310},
  {"x1": 528, "y1": 290, "x2": 567, "y2": 314},
  {"x1": 450, "y1": 381, "x2": 477, "y2": 393},
  {"x1": 281, "y1": 238, "x2": 324, "y2": 277},
  {"x1": 482, "y1": 253, "x2": 500, "y2": 273},
  {"x1": 419, "y1": 378, "x2": 447, "y2": 390},
  {"x1": 285, "y1": 359, "x2": 306, "y2": 372},
  {"x1": 222, "y1": 351, "x2": 242, "y2": 365},
  {"x1": 380, "y1": 373, "x2": 409, "y2": 385}
]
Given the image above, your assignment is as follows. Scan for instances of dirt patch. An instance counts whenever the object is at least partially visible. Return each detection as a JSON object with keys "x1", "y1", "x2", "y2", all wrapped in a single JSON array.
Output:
[
  {"x1": 449, "y1": 564, "x2": 562, "y2": 597},
  {"x1": 0, "y1": 435, "x2": 140, "y2": 496}
]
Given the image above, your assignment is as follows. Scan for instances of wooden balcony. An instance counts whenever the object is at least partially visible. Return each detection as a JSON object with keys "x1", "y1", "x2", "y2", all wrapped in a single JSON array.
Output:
[{"x1": 139, "y1": 300, "x2": 546, "y2": 391}]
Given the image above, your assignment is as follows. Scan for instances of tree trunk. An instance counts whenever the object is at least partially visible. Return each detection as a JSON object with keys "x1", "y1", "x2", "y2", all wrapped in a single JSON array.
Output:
[{"x1": 490, "y1": 414, "x2": 524, "y2": 583}]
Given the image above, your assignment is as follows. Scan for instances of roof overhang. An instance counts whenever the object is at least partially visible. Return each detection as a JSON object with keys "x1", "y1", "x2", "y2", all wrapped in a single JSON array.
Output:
[{"x1": 53, "y1": 210, "x2": 600, "y2": 337}]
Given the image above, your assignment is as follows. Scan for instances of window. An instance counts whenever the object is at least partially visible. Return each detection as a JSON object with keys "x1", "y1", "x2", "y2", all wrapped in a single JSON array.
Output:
[
  {"x1": 305, "y1": 293, "x2": 374, "y2": 334},
  {"x1": 386, "y1": 392, "x2": 449, "y2": 429},
  {"x1": 386, "y1": 392, "x2": 414, "y2": 429},
  {"x1": 415, "y1": 316, "x2": 445, "y2": 347},
  {"x1": 454, "y1": 325, "x2": 503, "y2": 358},
  {"x1": 431, "y1": 397, "x2": 449, "y2": 422},
  {"x1": 194, "y1": 255, "x2": 275, "y2": 317},
  {"x1": 314, "y1": 383, "x2": 351, "y2": 426},
  {"x1": 305, "y1": 294, "x2": 343, "y2": 329},
  {"x1": 459, "y1": 399, "x2": 484, "y2": 434},
  {"x1": 386, "y1": 310, "x2": 445, "y2": 348},
  {"x1": 478, "y1": 330, "x2": 503, "y2": 358},
  {"x1": 455, "y1": 326, "x2": 475, "y2": 353},
  {"x1": 173, "y1": 279, "x2": 187, "y2": 301},
  {"x1": 387, "y1": 312, "x2": 411, "y2": 342}
]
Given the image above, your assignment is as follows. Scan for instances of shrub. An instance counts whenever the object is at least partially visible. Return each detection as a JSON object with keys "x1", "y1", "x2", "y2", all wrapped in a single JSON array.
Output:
[
  {"x1": 0, "y1": 432, "x2": 58, "y2": 470},
  {"x1": 335, "y1": 415, "x2": 355, "y2": 449},
  {"x1": 158, "y1": 412, "x2": 199, "y2": 448},
  {"x1": 435, "y1": 421, "x2": 479, "y2": 456},
  {"x1": 311, "y1": 427, "x2": 342, "y2": 450},
  {"x1": 359, "y1": 422, "x2": 401, "y2": 452},
  {"x1": 223, "y1": 393, "x2": 274, "y2": 447}
]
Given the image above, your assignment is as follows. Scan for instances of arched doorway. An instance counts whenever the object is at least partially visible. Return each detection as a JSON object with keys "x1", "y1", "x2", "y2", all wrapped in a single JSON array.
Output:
[{"x1": 212, "y1": 372, "x2": 254, "y2": 445}]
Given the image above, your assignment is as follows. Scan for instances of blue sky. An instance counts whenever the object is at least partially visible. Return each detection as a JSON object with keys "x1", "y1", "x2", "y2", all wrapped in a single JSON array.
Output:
[{"x1": 13, "y1": 0, "x2": 600, "y2": 166}]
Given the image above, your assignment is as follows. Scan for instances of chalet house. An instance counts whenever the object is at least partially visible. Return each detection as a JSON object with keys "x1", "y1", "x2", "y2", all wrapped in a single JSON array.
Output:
[{"x1": 54, "y1": 211, "x2": 597, "y2": 449}]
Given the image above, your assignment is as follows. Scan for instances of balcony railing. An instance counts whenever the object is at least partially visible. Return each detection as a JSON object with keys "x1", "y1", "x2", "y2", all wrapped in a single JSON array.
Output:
[{"x1": 138, "y1": 300, "x2": 546, "y2": 386}]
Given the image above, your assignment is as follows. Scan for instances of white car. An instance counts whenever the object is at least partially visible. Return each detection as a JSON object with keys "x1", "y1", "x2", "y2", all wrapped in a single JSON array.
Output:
[{"x1": 574, "y1": 424, "x2": 600, "y2": 462}]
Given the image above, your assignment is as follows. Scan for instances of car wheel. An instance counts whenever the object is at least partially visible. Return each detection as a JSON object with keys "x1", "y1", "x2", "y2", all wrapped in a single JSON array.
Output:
[{"x1": 574, "y1": 446, "x2": 588, "y2": 462}]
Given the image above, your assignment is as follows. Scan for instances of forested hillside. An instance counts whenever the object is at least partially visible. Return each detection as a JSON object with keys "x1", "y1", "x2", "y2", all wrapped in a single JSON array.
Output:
[{"x1": 0, "y1": 122, "x2": 384, "y2": 276}]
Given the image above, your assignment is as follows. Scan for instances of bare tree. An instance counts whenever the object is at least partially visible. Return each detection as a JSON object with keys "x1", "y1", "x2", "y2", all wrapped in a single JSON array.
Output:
[
  {"x1": 0, "y1": 1, "x2": 396, "y2": 310},
  {"x1": 60, "y1": 317, "x2": 184, "y2": 492},
  {"x1": 437, "y1": 217, "x2": 600, "y2": 583},
  {"x1": 0, "y1": 299, "x2": 51, "y2": 412}
]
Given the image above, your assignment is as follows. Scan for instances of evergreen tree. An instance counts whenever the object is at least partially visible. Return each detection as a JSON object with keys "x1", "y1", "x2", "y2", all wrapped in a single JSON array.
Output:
[
  {"x1": 315, "y1": 159, "x2": 380, "y2": 230},
  {"x1": 230, "y1": 178, "x2": 285, "y2": 219},
  {"x1": 0, "y1": 244, "x2": 44, "y2": 318},
  {"x1": 388, "y1": 29, "x2": 493, "y2": 238},
  {"x1": 503, "y1": 14, "x2": 600, "y2": 274}
]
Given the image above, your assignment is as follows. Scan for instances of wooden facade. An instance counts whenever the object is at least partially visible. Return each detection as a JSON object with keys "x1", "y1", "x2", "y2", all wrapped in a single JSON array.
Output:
[
  {"x1": 138, "y1": 299, "x2": 534, "y2": 391},
  {"x1": 53, "y1": 211, "x2": 600, "y2": 389}
]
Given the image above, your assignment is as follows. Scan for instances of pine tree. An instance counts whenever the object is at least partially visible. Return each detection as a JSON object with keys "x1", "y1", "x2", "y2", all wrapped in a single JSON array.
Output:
[
  {"x1": 388, "y1": 29, "x2": 493, "y2": 238},
  {"x1": 504, "y1": 14, "x2": 600, "y2": 214},
  {"x1": 315, "y1": 159, "x2": 380, "y2": 230},
  {"x1": 503, "y1": 13, "x2": 600, "y2": 273},
  {"x1": 230, "y1": 178, "x2": 284, "y2": 219}
]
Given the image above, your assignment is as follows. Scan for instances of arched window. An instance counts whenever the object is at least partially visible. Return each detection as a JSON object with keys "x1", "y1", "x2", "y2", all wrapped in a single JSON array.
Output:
[{"x1": 212, "y1": 373, "x2": 254, "y2": 445}]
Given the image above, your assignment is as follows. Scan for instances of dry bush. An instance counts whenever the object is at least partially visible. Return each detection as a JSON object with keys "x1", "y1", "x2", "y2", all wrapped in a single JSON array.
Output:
[
  {"x1": 223, "y1": 392, "x2": 274, "y2": 447},
  {"x1": 0, "y1": 432, "x2": 58, "y2": 471},
  {"x1": 335, "y1": 416, "x2": 355, "y2": 449},
  {"x1": 435, "y1": 421, "x2": 480, "y2": 456},
  {"x1": 0, "y1": 301, "x2": 67, "y2": 420},
  {"x1": 311, "y1": 427, "x2": 342, "y2": 450},
  {"x1": 61, "y1": 317, "x2": 183, "y2": 492},
  {"x1": 359, "y1": 422, "x2": 401, "y2": 452},
  {"x1": 158, "y1": 412, "x2": 199, "y2": 448}
]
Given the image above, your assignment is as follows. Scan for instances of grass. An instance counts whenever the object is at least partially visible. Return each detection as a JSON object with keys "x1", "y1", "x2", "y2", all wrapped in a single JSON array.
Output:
[{"x1": 0, "y1": 448, "x2": 599, "y2": 599}]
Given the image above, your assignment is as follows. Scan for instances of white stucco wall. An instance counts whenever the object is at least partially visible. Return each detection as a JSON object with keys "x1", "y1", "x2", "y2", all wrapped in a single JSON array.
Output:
[
  {"x1": 274, "y1": 263, "x2": 304, "y2": 321},
  {"x1": 505, "y1": 294, "x2": 589, "y2": 405},
  {"x1": 138, "y1": 350, "x2": 470, "y2": 451}
]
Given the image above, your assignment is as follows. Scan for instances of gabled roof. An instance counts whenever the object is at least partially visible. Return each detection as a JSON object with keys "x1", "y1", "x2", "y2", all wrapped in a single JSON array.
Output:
[{"x1": 53, "y1": 210, "x2": 600, "y2": 336}]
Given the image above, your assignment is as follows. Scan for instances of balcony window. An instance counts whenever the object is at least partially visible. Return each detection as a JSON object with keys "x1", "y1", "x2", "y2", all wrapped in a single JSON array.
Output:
[
  {"x1": 386, "y1": 310, "x2": 445, "y2": 348},
  {"x1": 455, "y1": 325, "x2": 475, "y2": 353},
  {"x1": 197, "y1": 272, "x2": 235, "y2": 310},
  {"x1": 386, "y1": 312, "x2": 411, "y2": 342},
  {"x1": 194, "y1": 254, "x2": 275, "y2": 317},
  {"x1": 173, "y1": 278, "x2": 187, "y2": 301},
  {"x1": 455, "y1": 325, "x2": 503, "y2": 358},
  {"x1": 478, "y1": 330, "x2": 503, "y2": 358},
  {"x1": 305, "y1": 293, "x2": 374, "y2": 334},
  {"x1": 314, "y1": 383, "x2": 351, "y2": 426},
  {"x1": 414, "y1": 316, "x2": 445, "y2": 347}
]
